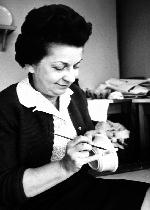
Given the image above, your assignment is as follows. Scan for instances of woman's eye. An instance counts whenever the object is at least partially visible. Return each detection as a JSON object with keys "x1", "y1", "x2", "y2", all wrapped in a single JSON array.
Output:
[{"x1": 53, "y1": 66, "x2": 65, "y2": 71}]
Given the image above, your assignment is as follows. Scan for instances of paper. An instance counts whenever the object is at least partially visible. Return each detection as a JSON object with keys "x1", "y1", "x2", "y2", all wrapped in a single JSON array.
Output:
[
  {"x1": 105, "y1": 78, "x2": 149, "y2": 94},
  {"x1": 88, "y1": 99, "x2": 110, "y2": 122}
]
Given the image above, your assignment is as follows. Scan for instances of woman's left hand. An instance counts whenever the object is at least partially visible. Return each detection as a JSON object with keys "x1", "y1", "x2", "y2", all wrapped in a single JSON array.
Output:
[{"x1": 84, "y1": 129, "x2": 102, "y2": 140}]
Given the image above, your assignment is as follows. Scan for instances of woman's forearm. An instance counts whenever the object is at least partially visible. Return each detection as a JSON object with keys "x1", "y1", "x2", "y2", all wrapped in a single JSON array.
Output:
[{"x1": 23, "y1": 161, "x2": 73, "y2": 197}]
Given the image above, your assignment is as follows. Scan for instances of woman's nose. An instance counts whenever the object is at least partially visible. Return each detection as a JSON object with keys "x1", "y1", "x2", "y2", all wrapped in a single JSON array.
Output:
[{"x1": 63, "y1": 68, "x2": 77, "y2": 83}]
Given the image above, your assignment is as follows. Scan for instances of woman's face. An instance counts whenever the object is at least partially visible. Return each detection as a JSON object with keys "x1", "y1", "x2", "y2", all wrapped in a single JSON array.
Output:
[{"x1": 29, "y1": 44, "x2": 83, "y2": 98}]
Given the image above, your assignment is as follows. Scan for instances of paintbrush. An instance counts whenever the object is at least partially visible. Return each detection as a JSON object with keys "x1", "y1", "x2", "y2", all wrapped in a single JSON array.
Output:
[{"x1": 53, "y1": 133, "x2": 107, "y2": 151}]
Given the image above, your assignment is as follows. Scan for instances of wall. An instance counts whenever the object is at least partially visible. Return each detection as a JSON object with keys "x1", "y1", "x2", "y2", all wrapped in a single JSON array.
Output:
[
  {"x1": 0, "y1": 0, "x2": 119, "y2": 90},
  {"x1": 117, "y1": 0, "x2": 150, "y2": 79}
]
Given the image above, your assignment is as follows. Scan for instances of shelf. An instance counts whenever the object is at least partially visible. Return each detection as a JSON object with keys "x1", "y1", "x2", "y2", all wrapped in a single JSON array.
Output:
[{"x1": 0, "y1": 24, "x2": 17, "y2": 51}]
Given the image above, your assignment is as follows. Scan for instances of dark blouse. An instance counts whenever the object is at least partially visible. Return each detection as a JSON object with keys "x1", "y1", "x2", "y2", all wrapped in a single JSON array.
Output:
[{"x1": 0, "y1": 82, "x2": 94, "y2": 208}]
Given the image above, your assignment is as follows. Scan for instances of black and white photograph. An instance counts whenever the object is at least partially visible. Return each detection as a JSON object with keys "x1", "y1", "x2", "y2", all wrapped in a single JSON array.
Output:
[{"x1": 0, "y1": 0, "x2": 150, "y2": 209}]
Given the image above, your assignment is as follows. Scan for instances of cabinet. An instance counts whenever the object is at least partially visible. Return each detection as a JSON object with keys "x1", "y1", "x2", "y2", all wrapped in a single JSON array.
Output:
[
  {"x1": 131, "y1": 99, "x2": 150, "y2": 162},
  {"x1": 0, "y1": 24, "x2": 16, "y2": 51},
  {"x1": 108, "y1": 99, "x2": 150, "y2": 172}
]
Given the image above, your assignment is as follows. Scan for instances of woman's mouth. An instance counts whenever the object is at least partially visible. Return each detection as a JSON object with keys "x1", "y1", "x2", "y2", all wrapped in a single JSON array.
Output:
[{"x1": 56, "y1": 83, "x2": 69, "y2": 89}]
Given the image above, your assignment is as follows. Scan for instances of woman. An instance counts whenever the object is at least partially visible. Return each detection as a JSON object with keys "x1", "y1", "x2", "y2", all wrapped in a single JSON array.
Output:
[{"x1": 0, "y1": 4, "x2": 149, "y2": 210}]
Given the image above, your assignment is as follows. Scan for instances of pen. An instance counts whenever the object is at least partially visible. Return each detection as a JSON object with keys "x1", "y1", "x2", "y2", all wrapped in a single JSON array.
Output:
[{"x1": 53, "y1": 133, "x2": 107, "y2": 151}]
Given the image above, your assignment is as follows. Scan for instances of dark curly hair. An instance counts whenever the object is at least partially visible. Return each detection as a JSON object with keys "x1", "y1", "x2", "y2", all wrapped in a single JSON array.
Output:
[{"x1": 15, "y1": 4, "x2": 92, "y2": 67}]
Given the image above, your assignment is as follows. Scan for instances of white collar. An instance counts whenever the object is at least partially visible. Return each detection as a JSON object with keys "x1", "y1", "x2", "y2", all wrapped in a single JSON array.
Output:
[{"x1": 16, "y1": 77, "x2": 73, "y2": 120}]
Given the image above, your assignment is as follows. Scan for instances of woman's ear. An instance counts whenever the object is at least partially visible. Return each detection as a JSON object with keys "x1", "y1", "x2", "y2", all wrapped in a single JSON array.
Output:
[{"x1": 24, "y1": 65, "x2": 35, "y2": 73}]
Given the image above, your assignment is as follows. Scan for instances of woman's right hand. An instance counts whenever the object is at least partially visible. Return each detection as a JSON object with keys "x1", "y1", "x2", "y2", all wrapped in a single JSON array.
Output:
[{"x1": 60, "y1": 135, "x2": 100, "y2": 174}]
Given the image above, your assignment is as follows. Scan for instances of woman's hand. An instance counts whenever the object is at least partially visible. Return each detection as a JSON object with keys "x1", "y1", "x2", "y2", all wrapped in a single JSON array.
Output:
[{"x1": 60, "y1": 135, "x2": 100, "y2": 173}]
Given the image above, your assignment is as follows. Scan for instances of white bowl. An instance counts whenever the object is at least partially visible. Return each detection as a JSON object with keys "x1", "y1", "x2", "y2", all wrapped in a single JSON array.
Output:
[{"x1": 0, "y1": 5, "x2": 12, "y2": 25}]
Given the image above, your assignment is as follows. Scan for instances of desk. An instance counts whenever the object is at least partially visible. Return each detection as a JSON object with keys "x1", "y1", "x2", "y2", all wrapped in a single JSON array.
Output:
[{"x1": 108, "y1": 99, "x2": 150, "y2": 168}]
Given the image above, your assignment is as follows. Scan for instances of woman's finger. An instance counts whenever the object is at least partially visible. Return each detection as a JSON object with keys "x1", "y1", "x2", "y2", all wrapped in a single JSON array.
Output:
[
  {"x1": 75, "y1": 142, "x2": 92, "y2": 152},
  {"x1": 84, "y1": 130, "x2": 98, "y2": 140},
  {"x1": 84, "y1": 153, "x2": 101, "y2": 164},
  {"x1": 70, "y1": 135, "x2": 92, "y2": 147},
  {"x1": 75, "y1": 151, "x2": 90, "y2": 158}
]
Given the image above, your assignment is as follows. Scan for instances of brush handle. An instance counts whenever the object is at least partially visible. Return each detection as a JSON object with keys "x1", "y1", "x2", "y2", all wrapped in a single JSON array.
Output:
[{"x1": 54, "y1": 133, "x2": 107, "y2": 151}]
